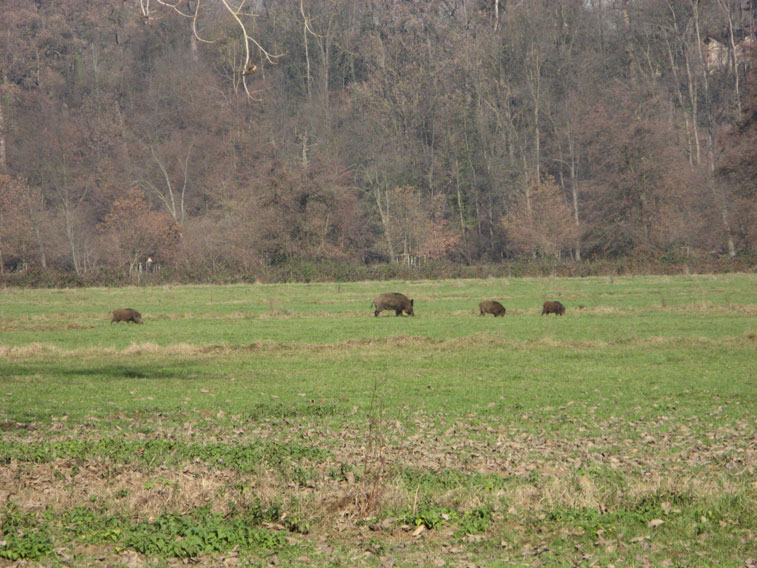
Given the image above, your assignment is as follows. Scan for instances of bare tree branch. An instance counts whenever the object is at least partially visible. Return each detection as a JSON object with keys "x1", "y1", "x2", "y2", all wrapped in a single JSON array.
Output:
[
  {"x1": 133, "y1": 142, "x2": 192, "y2": 225},
  {"x1": 218, "y1": 0, "x2": 284, "y2": 98},
  {"x1": 140, "y1": 0, "x2": 285, "y2": 98},
  {"x1": 156, "y1": 0, "x2": 215, "y2": 44}
]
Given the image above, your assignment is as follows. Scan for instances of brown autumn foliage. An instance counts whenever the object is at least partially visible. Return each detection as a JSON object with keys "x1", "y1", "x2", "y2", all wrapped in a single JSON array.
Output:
[
  {"x1": 0, "y1": 174, "x2": 48, "y2": 270},
  {"x1": 579, "y1": 87, "x2": 714, "y2": 256},
  {"x1": 98, "y1": 189, "x2": 180, "y2": 271},
  {"x1": 0, "y1": 0, "x2": 754, "y2": 280},
  {"x1": 0, "y1": 175, "x2": 31, "y2": 268},
  {"x1": 717, "y1": 43, "x2": 757, "y2": 252},
  {"x1": 503, "y1": 176, "x2": 579, "y2": 258},
  {"x1": 378, "y1": 186, "x2": 461, "y2": 261}
]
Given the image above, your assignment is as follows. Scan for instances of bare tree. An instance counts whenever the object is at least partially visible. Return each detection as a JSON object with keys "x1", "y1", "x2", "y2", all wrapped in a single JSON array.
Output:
[
  {"x1": 134, "y1": 141, "x2": 193, "y2": 225},
  {"x1": 141, "y1": 0, "x2": 284, "y2": 98},
  {"x1": 42, "y1": 156, "x2": 91, "y2": 275},
  {"x1": 690, "y1": 0, "x2": 737, "y2": 257},
  {"x1": 717, "y1": 0, "x2": 744, "y2": 118}
]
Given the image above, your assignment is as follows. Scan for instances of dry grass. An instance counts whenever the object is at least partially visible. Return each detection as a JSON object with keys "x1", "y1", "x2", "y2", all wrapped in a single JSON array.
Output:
[
  {"x1": 3, "y1": 414, "x2": 753, "y2": 533},
  {"x1": 1, "y1": 331, "x2": 752, "y2": 361},
  {"x1": 1, "y1": 387, "x2": 754, "y2": 567}
]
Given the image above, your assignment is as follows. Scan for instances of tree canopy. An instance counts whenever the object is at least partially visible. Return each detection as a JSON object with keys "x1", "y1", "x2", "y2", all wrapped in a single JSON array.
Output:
[{"x1": 0, "y1": 0, "x2": 754, "y2": 279}]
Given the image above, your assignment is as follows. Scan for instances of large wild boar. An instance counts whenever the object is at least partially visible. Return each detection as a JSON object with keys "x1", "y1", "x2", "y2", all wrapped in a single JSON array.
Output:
[
  {"x1": 479, "y1": 300, "x2": 506, "y2": 317},
  {"x1": 371, "y1": 292, "x2": 414, "y2": 317},
  {"x1": 541, "y1": 301, "x2": 565, "y2": 316},
  {"x1": 111, "y1": 308, "x2": 143, "y2": 324}
]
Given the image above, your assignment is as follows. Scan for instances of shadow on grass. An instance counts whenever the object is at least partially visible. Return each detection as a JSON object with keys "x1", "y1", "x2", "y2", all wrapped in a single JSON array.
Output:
[{"x1": 0, "y1": 361, "x2": 202, "y2": 381}]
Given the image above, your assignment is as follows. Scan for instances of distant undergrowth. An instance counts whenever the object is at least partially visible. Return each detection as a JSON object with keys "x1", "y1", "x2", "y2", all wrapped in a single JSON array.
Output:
[{"x1": 2, "y1": 254, "x2": 754, "y2": 288}]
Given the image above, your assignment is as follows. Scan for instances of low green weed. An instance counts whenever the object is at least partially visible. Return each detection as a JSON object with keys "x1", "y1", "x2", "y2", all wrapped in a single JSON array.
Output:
[
  {"x1": 403, "y1": 507, "x2": 456, "y2": 530},
  {"x1": 125, "y1": 507, "x2": 287, "y2": 558},
  {"x1": 1, "y1": 502, "x2": 291, "y2": 561},
  {"x1": 0, "y1": 504, "x2": 54, "y2": 561},
  {"x1": 0, "y1": 438, "x2": 328, "y2": 473},
  {"x1": 454, "y1": 506, "x2": 493, "y2": 537}
]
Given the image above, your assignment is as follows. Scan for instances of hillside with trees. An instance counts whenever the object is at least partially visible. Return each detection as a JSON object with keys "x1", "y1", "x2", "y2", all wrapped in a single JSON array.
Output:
[{"x1": 0, "y1": 0, "x2": 755, "y2": 284}]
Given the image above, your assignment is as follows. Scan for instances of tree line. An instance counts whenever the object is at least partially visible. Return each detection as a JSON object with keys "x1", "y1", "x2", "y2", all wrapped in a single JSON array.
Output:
[{"x1": 0, "y1": 0, "x2": 755, "y2": 283}]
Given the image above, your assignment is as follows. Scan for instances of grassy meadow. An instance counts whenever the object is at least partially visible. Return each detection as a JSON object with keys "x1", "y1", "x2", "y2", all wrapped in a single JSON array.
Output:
[{"x1": 1, "y1": 274, "x2": 755, "y2": 567}]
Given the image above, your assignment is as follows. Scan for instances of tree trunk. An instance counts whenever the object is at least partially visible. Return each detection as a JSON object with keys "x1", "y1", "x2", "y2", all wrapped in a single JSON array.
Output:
[
  {"x1": 568, "y1": 133, "x2": 581, "y2": 261},
  {"x1": 114, "y1": 99, "x2": 130, "y2": 164},
  {"x1": 692, "y1": 0, "x2": 737, "y2": 256},
  {"x1": 530, "y1": 56, "x2": 541, "y2": 183},
  {"x1": 63, "y1": 204, "x2": 81, "y2": 275},
  {"x1": 682, "y1": 46, "x2": 701, "y2": 165},
  {"x1": 718, "y1": 0, "x2": 742, "y2": 118},
  {"x1": 35, "y1": 225, "x2": 47, "y2": 269},
  {"x1": 664, "y1": 30, "x2": 695, "y2": 164},
  {"x1": 301, "y1": 131, "x2": 309, "y2": 170},
  {"x1": 455, "y1": 160, "x2": 468, "y2": 261},
  {"x1": 23, "y1": 185, "x2": 48, "y2": 269},
  {"x1": 372, "y1": 180, "x2": 394, "y2": 259},
  {"x1": 0, "y1": 95, "x2": 6, "y2": 174},
  {"x1": 302, "y1": 0, "x2": 312, "y2": 103}
]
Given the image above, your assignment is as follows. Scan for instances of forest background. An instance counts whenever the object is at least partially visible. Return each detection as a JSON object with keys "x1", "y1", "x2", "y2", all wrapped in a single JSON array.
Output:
[{"x1": 0, "y1": 0, "x2": 755, "y2": 286}]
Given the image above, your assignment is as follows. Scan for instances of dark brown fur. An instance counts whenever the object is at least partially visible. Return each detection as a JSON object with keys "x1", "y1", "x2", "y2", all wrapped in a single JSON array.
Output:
[
  {"x1": 479, "y1": 300, "x2": 506, "y2": 317},
  {"x1": 541, "y1": 301, "x2": 565, "y2": 316},
  {"x1": 111, "y1": 308, "x2": 143, "y2": 324},
  {"x1": 371, "y1": 292, "x2": 414, "y2": 317}
]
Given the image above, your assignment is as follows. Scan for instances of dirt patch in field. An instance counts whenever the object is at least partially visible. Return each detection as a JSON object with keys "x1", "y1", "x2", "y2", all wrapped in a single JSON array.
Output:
[
  {"x1": 730, "y1": 304, "x2": 757, "y2": 315},
  {"x1": 0, "y1": 323, "x2": 96, "y2": 332},
  {"x1": 646, "y1": 303, "x2": 757, "y2": 314},
  {"x1": 0, "y1": 458, "x2": 247, "y2": 519},
  {"x1": 577, "y1": 305, "x2": 626, "y2": 314},
  {"x1": 159, "y1": 311, "x2": 259, "y2": 320},
  {"x1": 151, "y1": 310, "x2": 375, "y2": 320},
  {"x1": 0, "y1": 312, "x2": 99, "y2": 332}
]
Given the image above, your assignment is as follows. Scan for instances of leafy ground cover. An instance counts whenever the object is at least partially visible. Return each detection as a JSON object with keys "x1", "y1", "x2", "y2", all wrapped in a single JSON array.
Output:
[{"x1": 1, "y1": 274, "x2": 755, "y2": 566}]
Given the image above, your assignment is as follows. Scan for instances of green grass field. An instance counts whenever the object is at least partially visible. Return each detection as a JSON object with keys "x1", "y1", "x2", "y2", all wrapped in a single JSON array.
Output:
[{"x1": 1, "y1": 274, "x2": 755, "y2": 567}]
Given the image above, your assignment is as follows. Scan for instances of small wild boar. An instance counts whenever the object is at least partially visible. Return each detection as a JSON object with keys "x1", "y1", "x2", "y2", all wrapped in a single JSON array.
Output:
[
  {"x1": 111, "y1": 308, "x2": 143, "y2": 324},
  {"x1": 479, "y1": 300, "x2": 506, "y2": 317},
  {"x1": 541, "y1": 300, "x2": 565, "y2": 316},
  {"x1": 371, "y1": 292, "x2": 414, "y2": 317}
]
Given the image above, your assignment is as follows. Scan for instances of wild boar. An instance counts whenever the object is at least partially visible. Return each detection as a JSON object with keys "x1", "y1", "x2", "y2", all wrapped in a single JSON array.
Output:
[
  {"x1": 479, "y1": 300, "x2": 506, "y2": 317},
  {"x1": 111, "y1": 308, "x2": 143, "y2": 324},
  {"x1": 541, "y1": 301, "x2": 565, "y2": 316},
  {"x1": 371, "y1": 292, "x2": 414, "y2": 317}
]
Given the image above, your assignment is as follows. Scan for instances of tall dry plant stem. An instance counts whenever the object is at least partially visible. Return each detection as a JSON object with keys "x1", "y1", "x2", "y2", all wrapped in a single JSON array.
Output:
[{"x1": 359, "y1": 375, "x2": 388, "y2": 515}]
